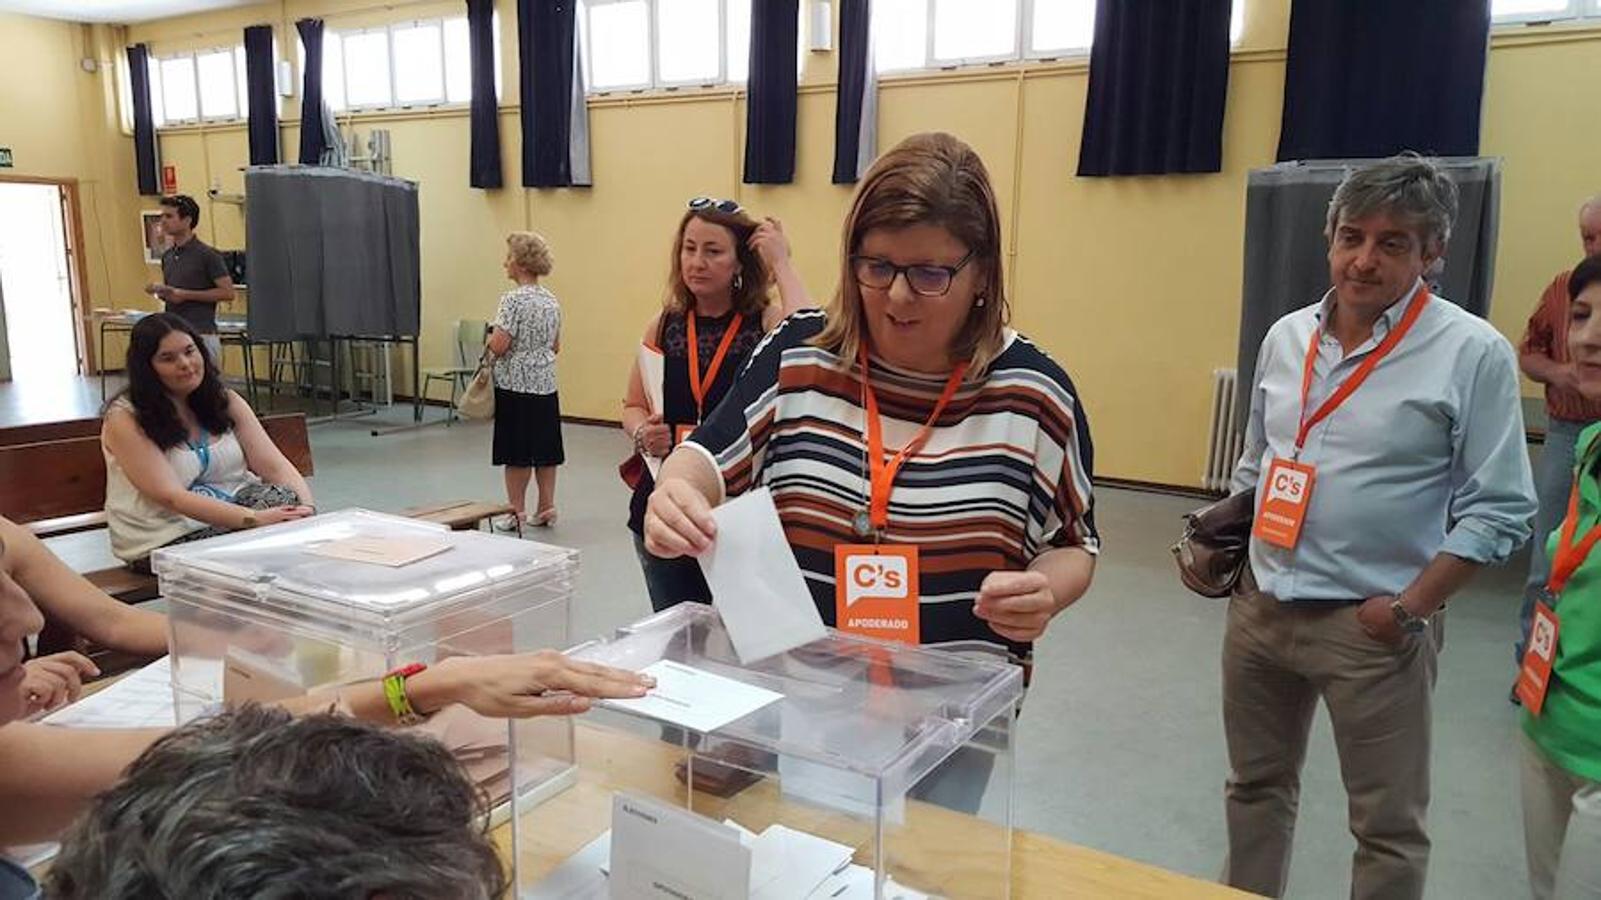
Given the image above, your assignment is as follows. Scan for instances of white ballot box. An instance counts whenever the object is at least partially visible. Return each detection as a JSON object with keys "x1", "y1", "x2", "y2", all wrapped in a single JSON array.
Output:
[{"x1": 513, "y1": 603, "x2": 1023, "y2": 900}]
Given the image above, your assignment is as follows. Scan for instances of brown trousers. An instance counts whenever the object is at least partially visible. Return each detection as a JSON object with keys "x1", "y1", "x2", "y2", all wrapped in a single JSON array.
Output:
[{"x1": 1221, "y1": 577, "x2": 1444, "y2": 900}]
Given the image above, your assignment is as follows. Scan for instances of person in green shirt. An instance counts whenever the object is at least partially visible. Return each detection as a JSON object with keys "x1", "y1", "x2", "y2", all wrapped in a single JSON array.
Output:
[{"x1": 1523, "y1": 252, "x2": 1601, "y2": 900}]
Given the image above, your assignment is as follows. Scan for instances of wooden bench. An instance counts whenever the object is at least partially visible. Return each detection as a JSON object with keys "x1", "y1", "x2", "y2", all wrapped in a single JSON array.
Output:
[
  {"x1": 402, "y1": 499, "x2": 518, "y2": 535},
  {"x1": 0, "y1": 414, "x2": 314, "y2": 540}
]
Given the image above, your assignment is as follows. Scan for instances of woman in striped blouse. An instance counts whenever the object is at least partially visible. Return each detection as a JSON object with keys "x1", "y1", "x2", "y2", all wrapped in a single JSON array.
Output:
[{"x1": 644, "y1": 132, "x2": 1098, "y2": 669}]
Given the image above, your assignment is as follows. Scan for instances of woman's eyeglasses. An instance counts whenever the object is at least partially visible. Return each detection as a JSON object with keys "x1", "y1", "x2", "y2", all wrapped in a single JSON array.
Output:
[
  {"x1": 688, "y1": 196, "x2": 742, "y2": 214},
  {"x1": 850, "y1": 250, "x2": 975, "y2": 297}
]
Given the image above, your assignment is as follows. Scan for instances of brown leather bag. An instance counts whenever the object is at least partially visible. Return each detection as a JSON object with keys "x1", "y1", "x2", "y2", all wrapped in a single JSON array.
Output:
[{"x1": 1172, "y1": 489, "x2": 1255, "y2": 598}]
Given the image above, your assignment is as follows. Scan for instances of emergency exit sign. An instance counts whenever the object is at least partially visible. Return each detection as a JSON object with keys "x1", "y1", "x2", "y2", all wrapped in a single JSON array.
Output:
[{"x1": 0, "y1": 148, "x2": 12, "y2": 168}]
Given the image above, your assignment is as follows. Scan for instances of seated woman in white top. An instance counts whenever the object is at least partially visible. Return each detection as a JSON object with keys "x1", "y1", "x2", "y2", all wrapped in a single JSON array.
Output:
[{"x1": 101, "y1": 313, "x2": 314, "y2": 569}]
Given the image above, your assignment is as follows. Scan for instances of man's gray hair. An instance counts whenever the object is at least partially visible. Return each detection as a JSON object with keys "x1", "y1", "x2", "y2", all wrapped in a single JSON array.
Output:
[
  {"x1": 1325, "y1": 152, "x2": 1459, "y2": 254},
  {"x1": 44, "y1": 705, "x2": 506, "y2": 900}
]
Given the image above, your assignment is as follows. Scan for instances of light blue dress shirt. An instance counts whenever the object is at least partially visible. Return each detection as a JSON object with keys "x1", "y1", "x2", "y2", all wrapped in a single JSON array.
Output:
[{"x1": 1232, "y1": 279, "x2": 1537, "y2": 601}]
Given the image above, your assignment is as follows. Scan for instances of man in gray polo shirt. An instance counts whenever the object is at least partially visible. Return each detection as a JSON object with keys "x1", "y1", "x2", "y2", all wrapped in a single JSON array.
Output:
[{"x1": 145, "y1": 194, "x2": 234, "y2": 363}]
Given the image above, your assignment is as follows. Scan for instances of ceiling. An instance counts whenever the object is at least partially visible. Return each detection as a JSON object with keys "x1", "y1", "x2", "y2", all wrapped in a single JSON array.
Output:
[{"x1": 0, "y1": 0, "x2": 259, "y2": 25}]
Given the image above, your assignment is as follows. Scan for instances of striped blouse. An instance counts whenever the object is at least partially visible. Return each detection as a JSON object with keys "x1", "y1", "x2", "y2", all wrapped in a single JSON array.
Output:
[{"x1": 683, "y1": 310, "x2": 1099, "y2": 659}]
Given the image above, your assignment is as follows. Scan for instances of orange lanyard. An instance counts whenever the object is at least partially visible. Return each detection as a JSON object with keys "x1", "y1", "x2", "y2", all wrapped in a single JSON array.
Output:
[
  {"x1": 1294, "y1": 282, "x2": 1430, "y2": 455},
  {"x1": 686, "y1": 311, "x2": 744, "y2": 420},
  {"x1": 859, "y1": 343, "x2": 969, "y2": 533},
  {"x1": 1549, "y1": 481, "x2": 1601, "y2": 598}
]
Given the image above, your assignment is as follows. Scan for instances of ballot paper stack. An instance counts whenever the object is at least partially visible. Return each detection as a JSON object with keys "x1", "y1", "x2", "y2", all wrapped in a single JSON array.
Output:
[
  {"x1": 510, "y1": 602, "x2": 1024, "y2": 900},
  {"x1": 154, "y1": 509, "x2": 579, "y2": 877},
  {"x1": 527, "y1": 792, "x2": 936, "y2": 900}
]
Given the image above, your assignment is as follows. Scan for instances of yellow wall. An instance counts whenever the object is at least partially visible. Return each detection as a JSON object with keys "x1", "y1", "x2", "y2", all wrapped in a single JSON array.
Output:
[
  {"x1": 9, "y1": 1, "x2": 1598, "y2": 486},
  {"x1": 0, "y1": 13, "x2": 148, "y2": 371}
]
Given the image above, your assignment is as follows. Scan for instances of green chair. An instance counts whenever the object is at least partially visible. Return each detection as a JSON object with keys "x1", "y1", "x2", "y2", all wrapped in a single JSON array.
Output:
[{"x1": 420, "y1": 319, "x2": 488, "y2": 424}]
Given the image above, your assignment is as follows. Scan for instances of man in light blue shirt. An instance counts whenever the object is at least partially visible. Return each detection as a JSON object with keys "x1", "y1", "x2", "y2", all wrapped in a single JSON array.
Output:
[{"x1": 1222, "y1": 155, "x2": 1537, "y2": 900}]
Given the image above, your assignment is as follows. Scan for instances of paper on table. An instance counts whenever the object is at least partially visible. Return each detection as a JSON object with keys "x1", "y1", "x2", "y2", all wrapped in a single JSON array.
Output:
[
  {"x1": 308, "y1": 535, "x2": 453, "y2": 567},
  {"x1": 40, "y1": 656, "x2": 181, "y2": 729},
  {"x1": 699, "y1": 488, "x2": 827, "y2": 664},
  {"x1": 639, "y1": 343, "x2": 665, "y2": 479},
  {"x1": 524, "y1": 831, "x2": 611, "y2": 900},
  {"x1": 610, "y1": 792, "x2": 750, "y2": 900},
  {"x1": 747, "y1": 824, "x2": 856, "y2": 900},
  {"x1": 804, "y1": 866, "x2": 933, "y2": 900},
  {"x1": 601, "y1": 659, "x2": 782, "y2": 734}
]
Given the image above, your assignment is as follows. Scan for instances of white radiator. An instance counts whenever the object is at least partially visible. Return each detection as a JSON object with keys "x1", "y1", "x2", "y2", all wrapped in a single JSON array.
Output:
[{"x1": 1203, "y1": 368, "x2": 1245, "y2": 492}]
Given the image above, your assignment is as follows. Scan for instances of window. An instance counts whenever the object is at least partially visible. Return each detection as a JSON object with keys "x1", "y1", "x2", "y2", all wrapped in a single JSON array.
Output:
[
  {"x1": 1492, "y1": 0, "x2": 1601, "y2": 24},
  {"x1": 147, "y1": 45, "x2": 275, "y2": 128},
  {"x1": 580, "y1": 0, "x2": 804, "y2": 93},
  {"x1": 875, "y1": 0, "x2": 1245, "y2": 73},
  {"x1": 305, "y1": 15, "x2": 496, "y2": 113}
]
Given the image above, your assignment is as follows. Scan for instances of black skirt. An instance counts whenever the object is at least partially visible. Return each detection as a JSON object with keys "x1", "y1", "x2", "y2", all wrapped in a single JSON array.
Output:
[{"x1": 492, "y1": 388, "x2": 565, "y2": 467}]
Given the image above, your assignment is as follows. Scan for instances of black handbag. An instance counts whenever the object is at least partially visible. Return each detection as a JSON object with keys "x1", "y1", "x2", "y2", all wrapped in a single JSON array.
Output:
[{"x1": 1172, "y1": 489, "x2": 1255, "y2": 598}]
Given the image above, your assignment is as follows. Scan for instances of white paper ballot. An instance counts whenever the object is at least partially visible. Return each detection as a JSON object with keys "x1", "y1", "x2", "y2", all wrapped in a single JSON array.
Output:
[
  {"x1": 601, "y1": 660, "x2": 783, "y2": 734},
  {"x1": 699, "y1": 488, "x2": 828, "y2": 663},
  {"x1": 748, "y1": 824, "x2": 856, "y2": 900},
  {"x1": 803, "y1": 866, "x2": 933, "y2": 900},
  {"x1": 41, "y1": 656, "x2": 181, "y2": 729},
  {"x1": 639, "y1": 343, "x2": 666, "y2": 479},
  {"x1": 525, "y1": 831, "x2": 611, "y2": 900},
  {"x1": 610, "y1": 792, "x2": 750, "y2": 900}
]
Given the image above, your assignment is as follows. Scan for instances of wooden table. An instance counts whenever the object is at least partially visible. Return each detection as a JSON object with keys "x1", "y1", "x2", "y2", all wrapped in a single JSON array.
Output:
[
  {"x1": 494, "y1": 725, "x2": 1257, "y2": 899},
  {"x1": 28, "y1": 682, "x2": 1257, "y2": 898}
]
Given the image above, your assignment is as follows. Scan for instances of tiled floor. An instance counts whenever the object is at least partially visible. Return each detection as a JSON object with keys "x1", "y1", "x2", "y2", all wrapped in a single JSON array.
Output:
[{"x1": 3, "y1": 376, "x2": 1538, "y2": 899}]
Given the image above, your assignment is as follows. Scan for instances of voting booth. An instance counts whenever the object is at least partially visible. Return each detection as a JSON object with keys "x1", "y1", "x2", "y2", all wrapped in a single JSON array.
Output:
[
  {"x1": 511, "y1": 603, "x2": 1024, "y2": 899},
  {"x1": 155, "y1": 509, "x2": 577, "y2": 815}
]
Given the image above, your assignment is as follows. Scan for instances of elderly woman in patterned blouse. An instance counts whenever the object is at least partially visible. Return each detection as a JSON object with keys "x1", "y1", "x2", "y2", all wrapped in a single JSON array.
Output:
[{"x1": 488, "y1": 231, "x2": 563, "y2": 530}]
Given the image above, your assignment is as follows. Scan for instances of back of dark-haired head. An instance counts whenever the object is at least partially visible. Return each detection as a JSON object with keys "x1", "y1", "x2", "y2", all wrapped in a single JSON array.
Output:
[
  {"x1": 1570, "y1": 255, "x2": 1601, "y2": 302},
  {"x1": 44, "y1": 705, "x2": 507, "y2": 900},
  {"x1": 111, "y1": 312, "x2": 232, "y2": 449},
  {"x1": 159, "y1": 194, "x2": 201, "y2": 230}
]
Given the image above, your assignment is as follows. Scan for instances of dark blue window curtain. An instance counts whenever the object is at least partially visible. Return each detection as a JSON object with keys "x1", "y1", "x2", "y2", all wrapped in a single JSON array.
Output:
[
  {"x1": 126, "y1": 44, "x2": 160, "y2": 195},
  {"x1": 744, "y1": 0, "x2": 799, "y2": 184},
  {"x1": 296, "y1": 18, "x2": 329, "y2": 165},
  {"x1": 1277, "y1": 0, "x2": 1491, "y2": 160},
  {"x1": 832, "y1": 0, "x2": 875, "y2": 184},
  {"x1": 467, "y1": 0, "x2": 503, "y2": 188},
  {"x1": 518, "y1": 0, "x2": 591, "y2": 187},
  {"x1": 1077, "y1": 0, "x2": 1232, "y2": 176},
  {"x1": 244, "y1": 25, "x2": 279, "y2": 165}
]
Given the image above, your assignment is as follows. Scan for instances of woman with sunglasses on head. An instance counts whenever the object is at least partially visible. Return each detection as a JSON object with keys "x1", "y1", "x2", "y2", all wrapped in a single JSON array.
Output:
[
  {"x1": 621, "y1": 198, "x2": 810, "y2": 611},
  {"x1": 645, "y1": 132, "x2": 1097, "y2": 715}
]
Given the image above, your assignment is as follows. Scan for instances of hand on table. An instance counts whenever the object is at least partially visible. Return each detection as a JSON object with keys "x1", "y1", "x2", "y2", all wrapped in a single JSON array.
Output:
[
  {"x1": 418, "y1": 651, "x2": 656, "y2": 718},
  {"x1": 21, "y1": 651, "x2": 99, "y2": 715}
]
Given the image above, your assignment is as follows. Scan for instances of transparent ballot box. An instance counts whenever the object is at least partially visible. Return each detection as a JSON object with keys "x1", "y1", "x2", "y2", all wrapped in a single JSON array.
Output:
[
  {"x1": 154, "y1": 509, "x2": 578, "y2": 826},
  {"x1": 512, "y1": 603, "x2": 1023, "y2": 899}
]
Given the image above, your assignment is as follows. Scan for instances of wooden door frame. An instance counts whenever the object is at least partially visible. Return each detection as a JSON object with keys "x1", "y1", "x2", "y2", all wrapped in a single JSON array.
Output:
[{"x1": 0, "y1": 173, "x2": 95, "y2": 375}]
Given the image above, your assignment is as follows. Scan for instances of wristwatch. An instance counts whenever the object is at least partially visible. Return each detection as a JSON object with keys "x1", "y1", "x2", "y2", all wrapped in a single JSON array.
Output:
[{"x1": 1390, "y1": 595, "x2": 1428, "y2": 634}]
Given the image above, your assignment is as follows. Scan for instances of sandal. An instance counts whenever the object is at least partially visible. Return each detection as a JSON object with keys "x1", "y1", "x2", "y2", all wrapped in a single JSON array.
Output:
[{"x1": 529, "y1": 508, "x2": 558, "y2": 527}]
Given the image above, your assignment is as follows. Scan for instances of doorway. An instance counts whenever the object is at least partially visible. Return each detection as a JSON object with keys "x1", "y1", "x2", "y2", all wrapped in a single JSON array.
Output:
[{"x1": 0, "y1": 181, "x2": 83, "y2": 381}]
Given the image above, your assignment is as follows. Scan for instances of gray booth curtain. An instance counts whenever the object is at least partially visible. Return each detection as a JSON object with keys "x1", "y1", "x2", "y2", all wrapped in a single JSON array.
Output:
[
  {"x1": 1235, "y1": 158, "x2": 1501, "y2": 416},
  {"x1": 245, "y1": 167, "x2": 421, "y2": 341}
]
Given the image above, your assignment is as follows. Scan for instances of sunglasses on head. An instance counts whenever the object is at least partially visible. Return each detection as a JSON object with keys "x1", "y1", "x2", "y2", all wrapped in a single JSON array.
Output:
[{"x1": 688, "y1": 196, "x2": 742, "y2": 214}]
